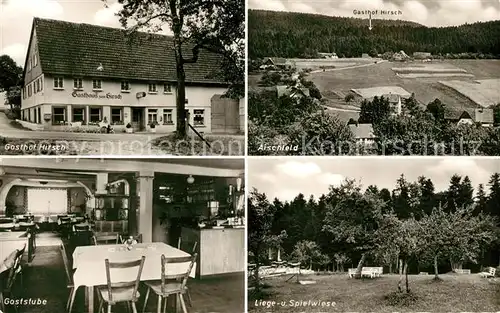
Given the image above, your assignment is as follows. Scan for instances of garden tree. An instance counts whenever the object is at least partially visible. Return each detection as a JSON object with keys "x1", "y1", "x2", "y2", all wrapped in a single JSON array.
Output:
[
  {"x1": 291, "y1": 240, "x2": 323, "y2": 270},
  {"x1": 300, "y1": 79, "x2": 322, "y2": 100},
  {"x1": 0, "y1": 55, "x2": 23, "y2": 109},
  {"x1": 113, "y1": 0, "x2": 244, "y2": 137},
  {"x1": 441, "y1": 123, "x2": 489, "y2": 155},
  {"x1": 248, "y1": 189, "x2": 287, "y2": 293},
  {"x1": 426, "y1": 98, "x2": 445, "y2": 122},
  {"x1": 247, "y1": 120, "x2": 283, "y2": 156},
  {"x1": 486, "y1": 173, "x2": 500, "y2": 217},
  {"x1": 403, "y1": 94, "x2": 420, "y2": 116},
  {"x1": 322, "y1": 179, "x2": 385, "y2": 278},
  {"x1": 420, "y1": 205, "x2": 497, "y2": 279},
  {"x1": 373, "y1": 111, "x2": 440, "y2": 155},
  {"x1": 287, "y1": 111, "x2": 354, "y2": 155},
  {"x1": 392, "y1": 175, "x2": 419, "y2": 219},
  {"x1": 259, "y1": 71, "x2": 282, "y2": 87},
  {"x1": 358, "y1": 96, "x2": 391, "y2": 124},
  {"x1": 374, "y1": 214, "x2": 422, "y2": 293},
  {"x1": 332, "y1": 253, "x2": 350, "y2": 272}
]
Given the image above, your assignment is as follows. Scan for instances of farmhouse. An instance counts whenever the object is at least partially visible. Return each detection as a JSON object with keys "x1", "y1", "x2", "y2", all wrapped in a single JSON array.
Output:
[
  {"x1": 366, "y1": 93, "x2": 404, "y2": 116},
  {"x1": 276, "y1": 85, "x2": 310, "y2": 99},
  {"x1": 349, "y1": 123, "x2": 377, "y2": 145},
  {"x1": 260, "y1": 57, "x2": 293, "y2": 69},
  {"x1": 444, "y1": 108, "x2": 494, "y2": 127},
  {"x1": 19, "y1": 18, "x2": 243, "y2": 134}
]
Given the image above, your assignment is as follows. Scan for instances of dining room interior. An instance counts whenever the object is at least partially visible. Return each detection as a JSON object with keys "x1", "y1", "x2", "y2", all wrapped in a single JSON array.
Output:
[{"x1": 0, "y1": 157, "x2": 245, "y2": 313}]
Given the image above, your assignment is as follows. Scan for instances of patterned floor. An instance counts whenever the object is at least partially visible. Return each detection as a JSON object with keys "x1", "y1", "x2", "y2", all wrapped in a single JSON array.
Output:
[{"x1": 7, "y1": 243, "x2": 244, "y2": 313}]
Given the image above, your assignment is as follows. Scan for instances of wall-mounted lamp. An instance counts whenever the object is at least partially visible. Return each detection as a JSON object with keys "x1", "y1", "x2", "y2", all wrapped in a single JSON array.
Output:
[
  {"x1": 187, "y1": 175, "x2": 195, "y2": 184},
  {"x1": 236, "y1": 177, "x2": 242, "y2": 192}
]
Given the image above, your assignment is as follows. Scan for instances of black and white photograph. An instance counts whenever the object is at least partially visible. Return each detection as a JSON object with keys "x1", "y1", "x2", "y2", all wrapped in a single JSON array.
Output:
[
  {"x1": 248, "y1": 157, "x2": 500, "y2": 312},
  {"x1": 0, "y1": 0, "x2": 245, "y2": 156},
  {"x1": 247, "y1": 0, "x2": 500, "y2": 156},
  {"x1": 0, "y1": 157, "x2": 245, "y2": 313}
]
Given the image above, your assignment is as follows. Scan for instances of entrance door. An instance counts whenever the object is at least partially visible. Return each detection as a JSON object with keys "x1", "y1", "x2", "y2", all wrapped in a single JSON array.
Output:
[
  {"x1": 211, "y1": 95, "x2": 240, "y2": 133},
  {"x1": 131, "y1": 108, "x2": 144, "y2": 131}
]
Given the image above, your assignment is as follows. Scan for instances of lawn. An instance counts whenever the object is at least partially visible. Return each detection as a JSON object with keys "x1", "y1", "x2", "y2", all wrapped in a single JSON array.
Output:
[{"x1": 249, "y1": 274, "x2": 500, "y2": 312}]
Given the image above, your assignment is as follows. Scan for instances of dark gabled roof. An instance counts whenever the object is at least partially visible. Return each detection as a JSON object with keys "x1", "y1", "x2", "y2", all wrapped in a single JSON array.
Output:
[
  {"x1": 444, "y1": 108, "x2": 494, "y2": 123},
  {"x1": 32, "y1": 18, "x2": 226, "y2": 85}
]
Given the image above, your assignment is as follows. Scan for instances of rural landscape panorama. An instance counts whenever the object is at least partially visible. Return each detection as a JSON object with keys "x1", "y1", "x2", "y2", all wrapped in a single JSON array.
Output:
[{"x1": 248, "y1": 0, "x2": 500, "y2": 156}]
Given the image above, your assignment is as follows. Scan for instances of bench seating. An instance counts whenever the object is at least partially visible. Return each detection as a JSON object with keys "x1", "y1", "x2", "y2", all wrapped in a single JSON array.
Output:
[
  {"x1": 361, "y1": 267, "x2": 383, "y2": 278},
  {"x1": 454, "y1": 269, "x2": 471, "y2": 274}
]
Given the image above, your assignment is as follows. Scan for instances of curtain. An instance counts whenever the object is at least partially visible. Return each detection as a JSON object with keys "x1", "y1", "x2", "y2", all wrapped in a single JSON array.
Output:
[{"x1": 27, "y1": 188, "x2": 68, "y2": 214}]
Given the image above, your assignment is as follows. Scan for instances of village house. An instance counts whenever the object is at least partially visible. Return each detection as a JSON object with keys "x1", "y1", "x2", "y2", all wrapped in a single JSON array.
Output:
[
  {"x1": 259, "y1": 57, "x2": 294, "y2": 70},
  {"x1": 19, "y1": 18, "x2": 243, "y2": 134},
  {"x1": 349, "y1": 123, "x2": 377, "y2": 145},
  {"x1": 276, "y1": 85, "x2": 310, "y2": 99},
  {"x1": 444, "y1": 108, "x2": 494, "y2": 127}
]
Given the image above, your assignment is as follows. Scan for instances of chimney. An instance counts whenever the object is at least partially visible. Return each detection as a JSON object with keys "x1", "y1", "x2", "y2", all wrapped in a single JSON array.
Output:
[{"x1": 95, "y1": 173, "x2": 109, "y2": 194}]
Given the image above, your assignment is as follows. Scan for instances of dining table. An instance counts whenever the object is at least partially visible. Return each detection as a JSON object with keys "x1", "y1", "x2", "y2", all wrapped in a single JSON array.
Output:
[{"x1": 72, "y1": 242, "x2": 195, "y2": 313}]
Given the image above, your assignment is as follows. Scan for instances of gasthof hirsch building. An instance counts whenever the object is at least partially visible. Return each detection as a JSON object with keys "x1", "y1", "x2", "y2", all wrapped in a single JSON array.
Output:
[{"x1": 19, "y1": 18, "x2": 243, "y2": 134}]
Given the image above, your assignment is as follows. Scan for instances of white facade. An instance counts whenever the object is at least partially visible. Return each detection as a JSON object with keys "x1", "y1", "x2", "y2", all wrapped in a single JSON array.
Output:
[{"x1": 21, "y1": 75, "x2": 228, "y2": 133}]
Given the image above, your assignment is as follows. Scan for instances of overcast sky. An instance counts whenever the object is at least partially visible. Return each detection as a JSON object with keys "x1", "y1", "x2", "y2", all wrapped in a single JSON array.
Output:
[
  {"x1": 249, "y1": 0, "x2": 500, "y2": 27},
  {"x1": 0, "y1": 0, "x2": 131, "y2": 66},
  {"x1": 249, "y1": 158, "x2": 500, "y2": 201}
]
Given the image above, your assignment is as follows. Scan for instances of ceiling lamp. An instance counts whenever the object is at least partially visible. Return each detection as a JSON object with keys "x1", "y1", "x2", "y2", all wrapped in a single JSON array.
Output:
[{"x1": 187, "y1": 175, "x2": 195, "y2": 184}]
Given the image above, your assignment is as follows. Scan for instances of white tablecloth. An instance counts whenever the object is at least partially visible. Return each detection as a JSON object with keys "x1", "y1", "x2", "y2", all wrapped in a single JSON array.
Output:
[
  {"x1": 0, "y1": 232, "x2": 28, "y2": 274},
  {"x1": 72, "y1": 242, "x2": 195, "y2": 288}
]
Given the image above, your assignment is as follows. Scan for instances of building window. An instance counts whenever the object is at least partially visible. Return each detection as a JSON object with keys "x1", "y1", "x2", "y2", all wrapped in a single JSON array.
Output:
[
  {"x1": 73, "y1": 107, "x2": 85, "y2": 123},
  {"x1": 89, "y1": 107, "x2": 102, "y2": 123},
  {"x1": 148, "y1": 109, "x2": 158, "y2": 124},
  {"x1": 54, "y1": 77, "x2": 64, "y2": 89},
  {"x1": 74, "y1": 78, "x2": 83, "y2": 90},
  {"x1": 163, "y1": 83, "x2": 172, "y2": 93},
  {"x1": 22, "y1": 87, "x2": 26, "y2": 100},
  {"x1": 34, "y1": 53, "x2": 38, "y2": 67},
  {"x1": 193, "y1": 109, "x2": 205, "y2": 126},
  {"x1": 52, "y1": 107, "x2": 66, "y2": 125},
  {"x1": 28, "y1": 84, "x2": 32, "y2": 97},
  {"x1": 111, "y1": 108, "x2": 123, "y2": 125},
  {"x1": 40, "y1": 77, "x2": 43, "y2": 90},
  {"x1": 163, "y1": 109, "x2": 173, "y2": 124},
  {"x1": 148, "y1": 83, "x2": 157, "y2": 93},
  {"x1": 92, "y1": 79, "x2": 102, "y2": 90},
  {"x1": 35, "y1": 80, "x2": 39, "y2": 93},
  {"x1": 121, "y1": 81, "x2": 130, "y2": 92}
]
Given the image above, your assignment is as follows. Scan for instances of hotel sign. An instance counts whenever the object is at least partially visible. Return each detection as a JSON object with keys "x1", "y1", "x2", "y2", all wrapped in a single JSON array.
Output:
[{"x1": 71, "y1": 91, "x2": 122, "y2": 100}]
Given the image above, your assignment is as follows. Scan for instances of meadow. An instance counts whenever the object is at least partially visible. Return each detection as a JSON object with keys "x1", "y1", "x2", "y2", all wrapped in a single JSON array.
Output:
[{"x1": 249, "y1": 274, "x2": 500, "y2": 312}]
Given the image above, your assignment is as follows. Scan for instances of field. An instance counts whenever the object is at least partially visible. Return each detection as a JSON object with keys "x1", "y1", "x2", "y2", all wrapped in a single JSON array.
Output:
[
  {"x1": 352, "y1": 86, "x2": 411, "y2": 98},
  {"x1": 439, "y1": 79, "x2": 500, "y2": 108},
  {"x1": 310, "y1": 60, "x2": 500, "y2": 116},
  {"x1": 249, "y1": 274, "x2": 500, "y2": 312}
]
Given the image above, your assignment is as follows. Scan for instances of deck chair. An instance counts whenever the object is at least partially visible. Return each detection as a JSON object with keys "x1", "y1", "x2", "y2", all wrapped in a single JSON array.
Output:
[
  {"x1": 285, "y1": 261, "x2": 301, "y2": 283},
  {"x1": 479, "y1": 267, "x2": 496, "y2": 278}
]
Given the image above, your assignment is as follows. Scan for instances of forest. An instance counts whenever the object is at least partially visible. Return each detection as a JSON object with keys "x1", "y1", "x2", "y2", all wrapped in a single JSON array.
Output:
[
  {"x1": 248, "y1": 172, "x2": 500, "y2": 281},
  {"x1": 248, "y1": 10, "x2": 500, "y2": 59}
]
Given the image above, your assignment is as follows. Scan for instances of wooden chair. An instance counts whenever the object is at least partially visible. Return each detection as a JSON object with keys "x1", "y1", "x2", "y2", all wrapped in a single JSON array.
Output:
[
  {"x1": 0, "y1": 249, "x2": 22, "y2": 313},
  {"x1": 92, "y1": 233, "x2": 120, "y2": 245},
  {"x1": 142, "y1": 254, "x2": 197, "y2": 313},
  {"x1": 120, "y1": 234, "x2": 143, "y2": 244},
  {"x1": 60, "y1": 244, "x2": 76, "y2": 313},
  {"x1": 97, "y1": 256, "x2": 145, "y2": 313},
  {"x1": 74, "y1": 224, "x2": 91, "y2": 232}
]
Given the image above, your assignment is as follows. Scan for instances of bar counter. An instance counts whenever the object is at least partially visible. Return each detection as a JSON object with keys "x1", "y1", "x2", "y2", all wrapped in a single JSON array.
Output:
[{"x1": 181, "y1": 226, "x2": 245, "y2": 277}]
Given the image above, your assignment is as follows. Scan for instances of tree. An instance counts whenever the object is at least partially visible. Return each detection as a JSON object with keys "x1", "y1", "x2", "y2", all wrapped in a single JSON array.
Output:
[
  {"x1": 359, "y1": 96, "x2": 391, "y2": 124},
  {"x1": 248, "y1": 189, "x2": 287, "y2": 293},
  {"x1": 420, "y1": 205, "x2": 497, "y2": 279},
  {"x1": 113, "y1": 0, "x2": 244, "y2": 137},
  {"x1": 0, "y1": 55, "x2": 23, "y2": 109},
  {"x1": 323, "y1": 179, "x2": 384, "y2": 278},
  {"x1": 291, "y1": 240, "x2": 322, "y2": 270},
  {"x1": 426, "y1": 98, "x2": 445, "y2": 122},
  {"x1": 344, "y1": 93, "x2": 355, "y2": 103}
]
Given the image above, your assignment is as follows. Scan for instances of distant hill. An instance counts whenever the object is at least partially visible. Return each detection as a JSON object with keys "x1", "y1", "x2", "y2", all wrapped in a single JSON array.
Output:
[{"x1": 249, "y1": 10, "x2": 500, "y2": 59}]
